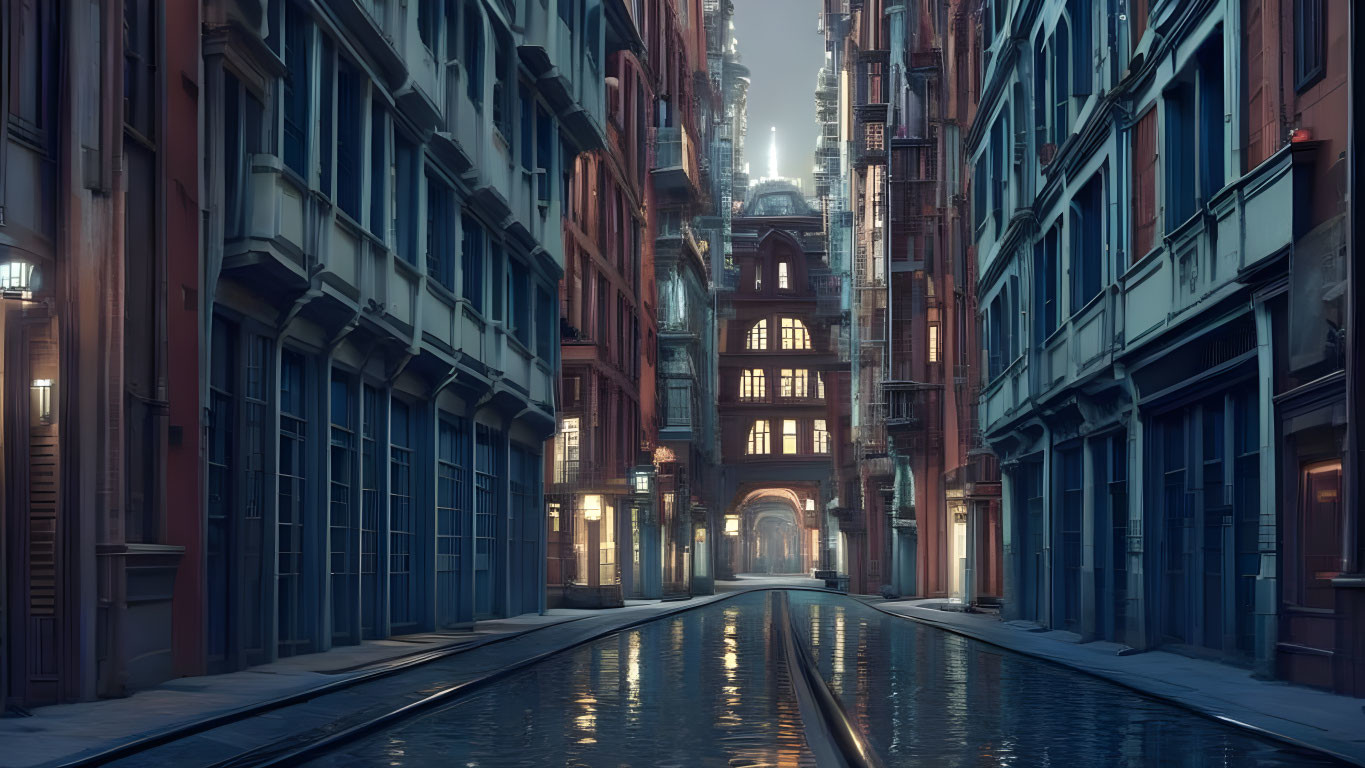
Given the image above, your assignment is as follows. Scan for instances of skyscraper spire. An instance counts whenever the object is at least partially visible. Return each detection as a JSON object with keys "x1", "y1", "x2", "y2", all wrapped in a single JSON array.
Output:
[{"x1": 768, "y1": 125, "x2": 778, "y2": 180}]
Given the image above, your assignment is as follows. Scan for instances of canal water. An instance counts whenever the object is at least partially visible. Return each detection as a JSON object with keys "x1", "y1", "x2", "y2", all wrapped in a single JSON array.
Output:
[{"x1": 306, "y1": 590, "x2": 1348, "y2": 767}]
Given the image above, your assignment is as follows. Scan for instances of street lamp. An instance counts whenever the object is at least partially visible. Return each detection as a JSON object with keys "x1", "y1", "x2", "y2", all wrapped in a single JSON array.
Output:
[{"x1": 631, "y1": 466, "x2": 653, "y2": 496}]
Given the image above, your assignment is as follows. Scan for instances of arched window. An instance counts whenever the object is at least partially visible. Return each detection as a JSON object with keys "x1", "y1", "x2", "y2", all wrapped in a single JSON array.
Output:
[
  {"x1": 780, "y1": 318, "x2": 811, "y2": 350},
  {"x1": 747, "y1": 319, "x2": 768, "y2": 350},
  {"x1": 747, "y1": 420, "x2": 771, "y2": 454},
  {"x1": 740, "y1": 369, "x2": 767, "y2": 400}
]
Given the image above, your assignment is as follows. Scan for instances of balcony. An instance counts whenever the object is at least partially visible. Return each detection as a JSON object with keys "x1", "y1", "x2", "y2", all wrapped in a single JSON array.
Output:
[
  {"x1": 882, "y1": 380, "x2": 935, "y2": 435},
  {"x1": 651, "y1": 125, "x2": 702, "y2": 196}
]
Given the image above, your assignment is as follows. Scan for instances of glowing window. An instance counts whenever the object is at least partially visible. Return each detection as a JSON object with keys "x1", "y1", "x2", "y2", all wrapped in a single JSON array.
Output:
[
  {"x1": 928, "y1": 323, "x2": 940, "y2": 363},
  {"x1": 778, "y1": 262, "x2": 790, "y2": 289},
  {"x1": 780, "y1": 318, "x2": 811, "y2": 350},
  {"x1": 779, "y1": 368, "x2": 809, "y2": 398},
  {"x1": 747, "y1": 319, "x2": 768, "y2": 350},
  {"x1": 747, "y1": 420, "x2": 771, "y2": 454},
  {"x1": 782, "y1": 419, "x2": 798, "y2": 454},
  {"x1": 817, "y1": 372, "x2": 826, "y2": 399},
  {"x1": 814, "y1": 419, "x2": 830, "y2": 453},
  {"x1": 740, "y1": 368, "x2": 767, "y2": 400}
]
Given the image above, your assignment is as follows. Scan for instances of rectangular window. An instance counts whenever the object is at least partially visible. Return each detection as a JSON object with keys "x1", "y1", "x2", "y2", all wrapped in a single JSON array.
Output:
[
  {"x1": 814, "y1": 419, "x2": 830, "y2": 454},
  {"x1": 278, "y1": 349, "x2": 309, "y2": 655},
  {"x1": 436, "y1": 417, "x2": 465, "y2": 620},
  {"x1": 462, "y1": 214, "x2": 484, "y2": 311},
  {"x1": 1052, "y1": 30, "x2": 1071, "y2": 142},
  {"x1": 740, "y1": 369, "x2": 767, "y2": 400},
  {"x1": 491, "y1": 245, "x2": 506, "y2": 322},
  {"x1": 389, "y1": 398, "x2": 415, "y2": 628},
  {"x1": 1294, "y1": 0, "x2": 1324, "y2": 90},
  {"x1": 319, "y1": 35, "x2": 334, "y2": 197},
  {"x1": 779, "y1": 368, "x2": 810, "y2": 398},
  {"x1": 747, "y1": 420, "x2": 771, "y2": 455},
  {"x1": 520, "y1": 83, "x2": 535, "y2": 172},
  {"x1": 464, "y1": 4, "x2": 483, "y2": 107},
  {"x1": 1070, "y1": 0, "x2": 1092, "y2": 96},
  {"x1": 336, "y1": 59, "x2": 363, "y2": 220},
  {"x1": 369, "y1": 104, "x2": 388, "y2": 238},
  {"x1": 817, "y1": 372, "x2": 826, "y2": 399},
  {"x1": 780, "y1": 318, "x2": 811, "y2": 350},
  {"x1": 1131, "y1": 109, "x2": 1158, "y2": 262},
  {"x1": 778, "y1": 262, "x2": 790, "y2": 289},
  {"x1": 418, "y1": 0, "x2": 438, "y2": 51},
  {"x1": 493, "y1": 33, "x2": 511, "y2": 136},
  {"x1": 1070, "y1": 174, "x2": 1104, "y2": 313},
  {"x1": 1034, "y1": 229, "x2": 1059, "y2": 344},
  {"x1": 427, "y1": 175, "x2": 454, "y2": 290},
  {"x1": 782, "y1": 420, "x2": 799, "y2": 454},
  {"x1": 536, "y1": 105, "x2": 554, "y2": 204},
  {"x1": 536, "y1": 285, "x2": 555, "y2": 360},
  {"x1": 394, "y1": 135, "x2": 418, "y2": 263},
  {"x1": 510, "y1": 260, "x2": 531, "y2": 346},
  {"x1": 281, "y1": 3, "x2": 310, "y2": 176},
  {"x1": 474, "y1": 425, "x2": 500, "y2": 616},
  {"x1": 555, "y1": 416, "x2": 581, "y2": 483},
  {"x1": 329, "y1": 370, "x2": 355, "y2": 641},
  {"x1": 928, "y1": 323, "x2": 940, "y2": 363},
  {"x1": 360, "y1": 385, "x2": 382, "y2": 636}
]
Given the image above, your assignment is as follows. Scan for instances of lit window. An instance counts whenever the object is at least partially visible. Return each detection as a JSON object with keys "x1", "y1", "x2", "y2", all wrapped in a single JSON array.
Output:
[
  {"x1": 814, "y1": 419, "x2": 830, "y2": 453},
  {"x1": 928, "y1": 324, "x2": 940, "y2": 363},
  {"x1": 556, "y1": 416, "x2": 581, "y2": 482},
  {"x1": 755, "y1": 268, "x2": 763, "y2": 291},
  {"x1": 747, "y1": 420, "x2": 771, "y2": 454},
  {"x1": 779, "y1": 368, "x2": 809, "y2": 398},
  {"x1": 782, "y1": 419, "x2": 798, "y2": 454},
  {"x1": 740, "y1": 368, "x2": 767, "y2": 400},
  {"x1": 817, "y1": 372, "x2": 826, "y2": 399},
  {"x1": 747, "y1": 319, "x2": 768, "y2": 350},
  {"x1": 780, "y1": 318, "x2": 811, "y2": 350},
  {"x1": 778, "y1": 262, "x2": 790, "y2": 289}
]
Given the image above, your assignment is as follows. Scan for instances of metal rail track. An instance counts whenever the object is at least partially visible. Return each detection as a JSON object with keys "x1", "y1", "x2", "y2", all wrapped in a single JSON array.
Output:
[
  {"x1": 59, "y1": 586, "x2": 845, "y2": 768},
  {"x1": 773, "y1": 591, "x2": 885, "y2": 768}
]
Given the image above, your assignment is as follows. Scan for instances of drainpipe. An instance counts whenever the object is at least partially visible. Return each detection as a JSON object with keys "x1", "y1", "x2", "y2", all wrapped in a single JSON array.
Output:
[{"x1": 1115, "y1": 361, "x2": 1144, "y2": 650}]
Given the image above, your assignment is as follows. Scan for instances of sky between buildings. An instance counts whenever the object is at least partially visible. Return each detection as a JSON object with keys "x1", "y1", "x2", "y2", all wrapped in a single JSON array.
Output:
[{"x1": 731, "y1": 0, "x2": 824, "y2": 192}]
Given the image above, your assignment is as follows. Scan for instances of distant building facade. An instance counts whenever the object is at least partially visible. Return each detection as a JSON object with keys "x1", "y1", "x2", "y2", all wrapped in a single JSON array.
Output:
[{"x1": 717, "y1": 182, "x2": 840, "y2": 578}]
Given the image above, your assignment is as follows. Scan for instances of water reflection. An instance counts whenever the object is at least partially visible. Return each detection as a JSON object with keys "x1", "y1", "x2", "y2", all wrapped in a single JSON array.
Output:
[
  {"x1": 787, "y1": 592, "x2": 1349, "y2": 768},
  {"x1": 306, "y1": 591, "x2": 812, "y2": 768}
]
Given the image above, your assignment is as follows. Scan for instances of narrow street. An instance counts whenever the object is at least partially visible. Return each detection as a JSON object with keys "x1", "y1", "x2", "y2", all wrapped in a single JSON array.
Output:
[{"x1": 2, "y1": 0, "x2": 1363, "y2": 764}]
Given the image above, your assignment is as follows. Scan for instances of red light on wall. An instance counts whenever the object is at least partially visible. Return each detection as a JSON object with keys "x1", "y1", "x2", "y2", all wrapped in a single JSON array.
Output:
[{"x1": 1290, "y1": 128, "x2": 1313, "y2": 143}]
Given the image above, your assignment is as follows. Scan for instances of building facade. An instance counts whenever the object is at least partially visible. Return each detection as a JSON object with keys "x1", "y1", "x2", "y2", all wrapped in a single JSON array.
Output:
[
  {"x1": 651, "y1": 0, "x2": 723, "y2": 596},
  {"x1": 2, "y1": 0, "x2": 202, "y2": 707},
  {"x1": 972, "y1": 0, "x2": 1361, "y2": 694},
  {"x1": 717, "y1": 182, "x2": 840, "y2": 578},
  {"x1": 199, "y1": 0, "x2": 602, "y2": 671},
  {"x1": 547, "y1": 4, "x2": 654, "y2": 609}
]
